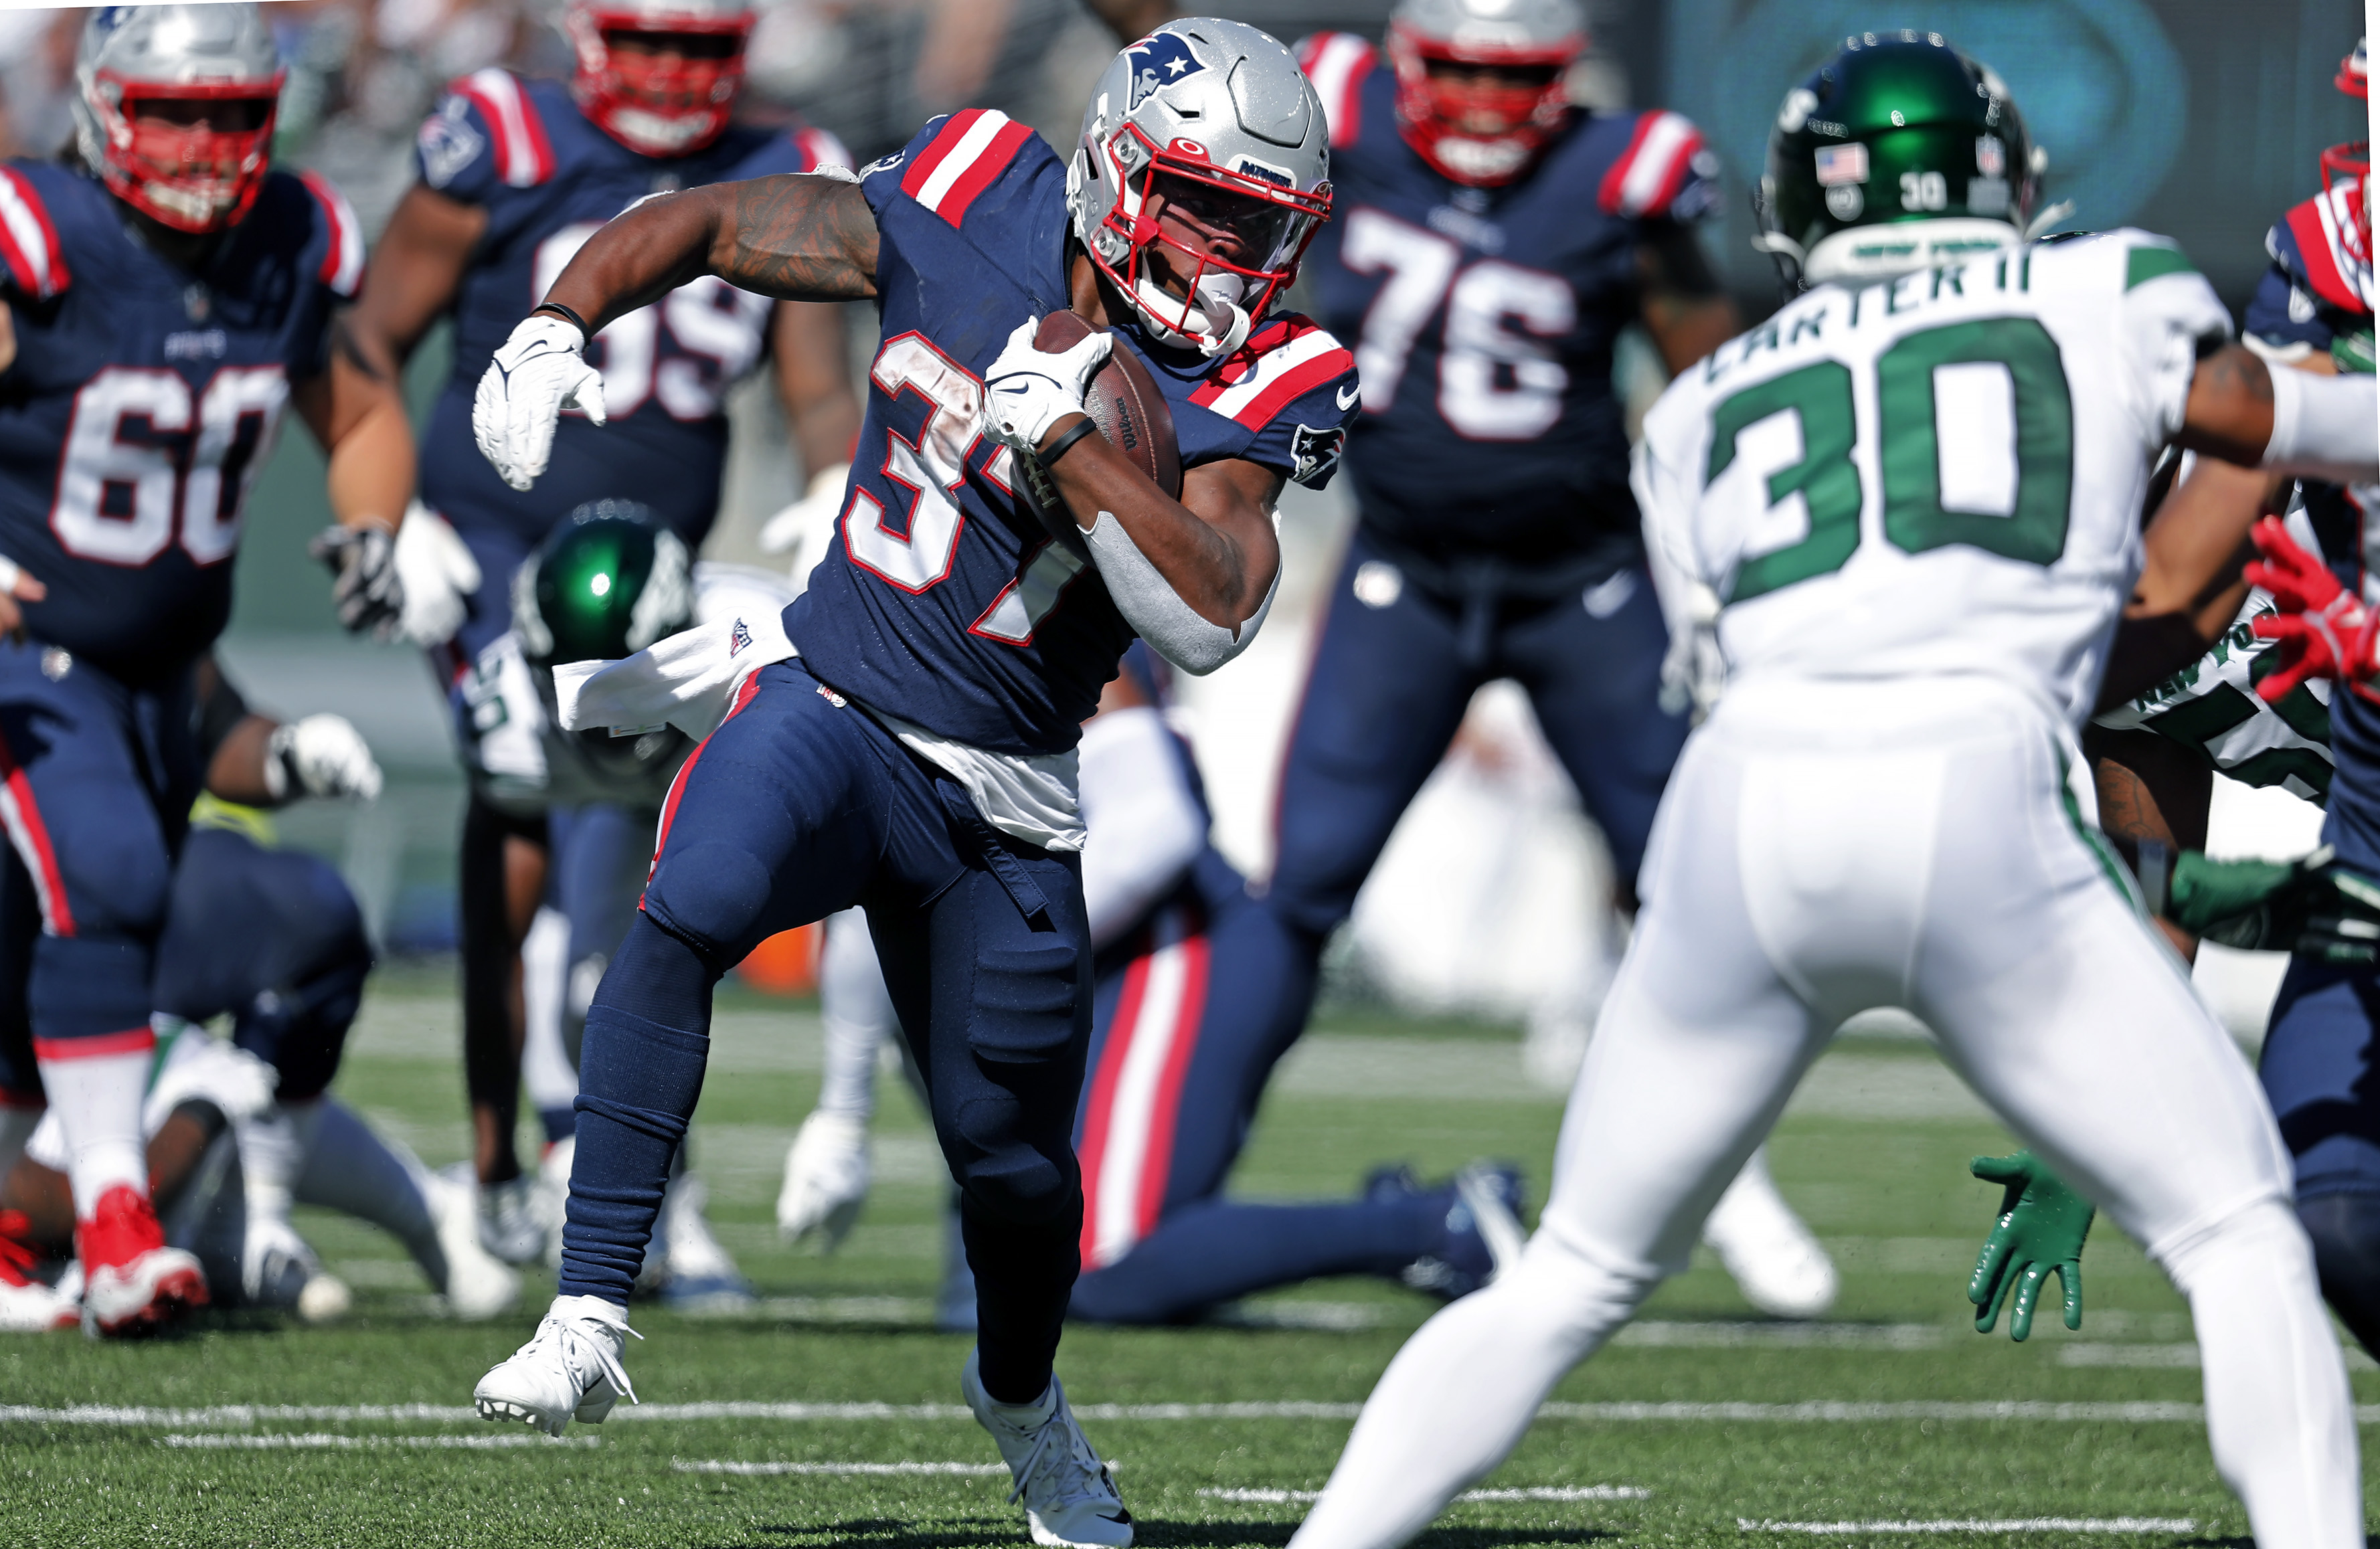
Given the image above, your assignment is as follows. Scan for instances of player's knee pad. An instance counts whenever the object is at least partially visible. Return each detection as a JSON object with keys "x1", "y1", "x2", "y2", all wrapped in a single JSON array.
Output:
[
  {"x1": 234, "y1": 948, "x2": 369, "y2": 1105},
  {"x1": 1515, "y1": 1219, "x2": 1671, "y2": 1352},
  {"x1": 595, "y1": 911, "x2": 728, "y2": 1029},
  {"x1": 2295, "y1": 1190, "x2": 2380, "y2": 1359},
  {"x1": 2150, "y1": 1193, "x2": 2313, "y2": 1297},
  {"x1": 946, "y1": 1079, "x2": 1079, "y2": 1230},
  {"x1": 28, "y1": 934, "x2": 151, "y2": 1042},
  {"x1": 642, "y1": 842, "x2": 782, "y2": 966}
]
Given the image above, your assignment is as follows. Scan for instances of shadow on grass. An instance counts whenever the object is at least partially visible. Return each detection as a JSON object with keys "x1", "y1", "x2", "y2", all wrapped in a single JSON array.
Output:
[{"x1": 725, "y1": 1521, "x2": 1613, "y2": 1549}]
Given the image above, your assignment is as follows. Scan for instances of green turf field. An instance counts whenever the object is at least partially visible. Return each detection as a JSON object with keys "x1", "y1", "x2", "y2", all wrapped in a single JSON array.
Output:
[{"x1": 4, "y1": 975, "x2": 2373, "y2": 1547}]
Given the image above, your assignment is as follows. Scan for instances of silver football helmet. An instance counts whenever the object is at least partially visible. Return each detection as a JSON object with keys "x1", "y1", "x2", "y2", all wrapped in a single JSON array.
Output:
[
  {"x1": 72, "y1": 4, "x2": 284, "y2": 234},
  {"x1": 1068, "y1": 17, "x2": 1331, "y2": 357}
]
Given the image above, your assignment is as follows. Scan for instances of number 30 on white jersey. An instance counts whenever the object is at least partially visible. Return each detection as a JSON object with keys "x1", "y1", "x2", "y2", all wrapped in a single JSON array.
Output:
[{"x1": 1632, "y1": 231, "x2": 2233, "y2": 723}]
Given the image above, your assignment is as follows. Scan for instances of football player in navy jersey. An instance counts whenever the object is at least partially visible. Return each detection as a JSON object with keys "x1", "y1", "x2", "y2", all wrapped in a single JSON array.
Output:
[
  {"x1": 467, "y1": 18, "x2": 1355, "y2": 1543},
  {"x1": 339, "y1": 0, "x2": 861, "y2": 1259},
  {"x1": 0, "y1": 4, "x2": 412, "y2": 1336},
  {"x1": 1281, "y1": 0, "x2": 1844, "y2": 1313}
]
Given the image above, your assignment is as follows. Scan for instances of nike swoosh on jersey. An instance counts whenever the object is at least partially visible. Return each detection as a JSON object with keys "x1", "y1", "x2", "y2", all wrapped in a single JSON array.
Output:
[{"x1": 1337, "y1": 382, "x2": 1361, "y2": 410}]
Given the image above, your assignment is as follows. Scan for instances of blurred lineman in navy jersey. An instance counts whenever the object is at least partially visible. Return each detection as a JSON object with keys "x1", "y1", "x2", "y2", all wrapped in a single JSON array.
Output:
[
  {"x1": 338, "y1": 0, "x2": 860, "y2": 1263},
  {"x1": 0, "y1": 4, "x2": 412, "y2": 1336},
  {"x1": 467, "y1": 19, "x2": 1357, "y2": 1543},
  {"x1": 1289, "y1": 0, "x2": 1831, "y2": 1315}
]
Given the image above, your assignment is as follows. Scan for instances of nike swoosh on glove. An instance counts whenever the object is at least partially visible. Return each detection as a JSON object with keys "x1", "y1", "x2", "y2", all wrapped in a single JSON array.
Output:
[
  {"x1": 475, "y1": 314, "x2": 606, "y2": 492},
  {"x1": 981, "y1": 317, "x2": 1110, "y2": 458},
  {"x1": 2245, "y1": 514, "x2": 2380, "y2": 703}
]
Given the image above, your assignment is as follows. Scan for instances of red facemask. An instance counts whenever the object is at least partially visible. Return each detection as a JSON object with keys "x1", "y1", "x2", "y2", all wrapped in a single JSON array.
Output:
[
  {"x1": 94, "y1": 75, "x2": 282, "y2": 234},
  {"x1": 1386, "y1": 20, "x2": 1578, "y2": 187},
  {"x1": 570, "y1": 11, "x2": 752, "y2": 157},
  {"x1": 2325, "y1": 43, "x2": 2371, "y2": 257}
]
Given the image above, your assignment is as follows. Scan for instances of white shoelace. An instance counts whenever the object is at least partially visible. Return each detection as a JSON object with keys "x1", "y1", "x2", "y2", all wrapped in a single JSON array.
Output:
[
  {"x1": 1004, "y1": 1404, "x2": 1111, "y2": 1509},
  {"x1": 537, "y1": 1315, "x2": 643, "y2": 1406}
]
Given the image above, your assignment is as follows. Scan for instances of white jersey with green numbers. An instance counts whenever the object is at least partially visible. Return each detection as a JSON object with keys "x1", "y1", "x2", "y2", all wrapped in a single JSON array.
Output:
[{"x1": 1633, "y1": 229, "x2": 2233, "y2": 728}]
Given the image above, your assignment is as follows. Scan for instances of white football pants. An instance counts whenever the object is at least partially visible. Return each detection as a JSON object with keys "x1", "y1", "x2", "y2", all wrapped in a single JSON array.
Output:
[{"x1": 1291, "y1": 677, "x2": 2359, "y2": 1549}]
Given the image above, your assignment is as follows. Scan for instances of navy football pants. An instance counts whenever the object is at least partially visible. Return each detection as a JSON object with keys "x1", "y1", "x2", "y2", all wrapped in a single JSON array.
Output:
[
  {"x1": 1068, "y1": 848, "x2": 1451, "y2": 1323},
  {"x1": 1263, "y1": 528, "x2": 1687, "y2": 1000},
  {"x1": 562, "y1": 661, "x2": 1091, "y2": 1402},
  {"x1": 2261, "y1": 958, "x2": 2380, "y2": 1356},
  {"x1": 0, "y1": 644, "x2": 197, "y2": 1095}
]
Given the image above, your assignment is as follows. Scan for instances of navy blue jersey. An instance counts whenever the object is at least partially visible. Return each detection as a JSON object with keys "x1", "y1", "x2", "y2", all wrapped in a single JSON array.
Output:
[
  {"x1": 414, "y1": 70, "x2": 849, "y2": 547},
  {"x1": 0, "y1": 161, "x2": 360, "y2": 678},
  {"x1": 1296, "y1": 33, "x2": 1717, "y2": 568},
  {"x1": 786, "y1": 110, "x2": 1357, "y2": 757},
  {"x1": 2241, "y1": 183, "x2": 2380, "y2": 869}
]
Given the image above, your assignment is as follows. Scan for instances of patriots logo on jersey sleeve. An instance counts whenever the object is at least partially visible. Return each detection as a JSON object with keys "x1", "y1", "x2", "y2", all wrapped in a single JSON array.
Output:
[
  {"x1": 1126, "y1": 33, "x2": 1206, "y2": 108},
  {"x1": 1289, "y1": 423, "x2": 1345, "y2": 488}
]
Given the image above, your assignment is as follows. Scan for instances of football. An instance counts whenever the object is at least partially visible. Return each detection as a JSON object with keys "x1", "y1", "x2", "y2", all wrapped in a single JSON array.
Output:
[{"x1": 1033, "y1": 308, "x2": 1183, "y2": 499}]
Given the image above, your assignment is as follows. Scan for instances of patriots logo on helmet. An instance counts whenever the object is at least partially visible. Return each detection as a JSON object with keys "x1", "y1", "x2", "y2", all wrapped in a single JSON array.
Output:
[{"x1": 1126, "y1": 32, "x2": 1207, "y2": 108}]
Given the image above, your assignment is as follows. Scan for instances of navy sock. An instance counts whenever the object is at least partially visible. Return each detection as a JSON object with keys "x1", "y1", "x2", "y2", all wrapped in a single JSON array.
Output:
[
  {"x1": 962, "y1": 1187, "x2": 1081, "y2": 1403},
  {"x1": 1068, "y1": 1194, "x2": 1441, "y2": 1324},
  {"x1": 2298, "y1": 1190, "x2": 2380, "y2": 1363},
  {"x1": 556, "y1": 916, "x2": 719, "y2": 1304}
]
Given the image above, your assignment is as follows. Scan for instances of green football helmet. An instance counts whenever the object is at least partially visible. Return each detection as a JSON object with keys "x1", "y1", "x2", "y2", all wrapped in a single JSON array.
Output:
[
  {"x1": 1758, "y1": 31, "x2": 2045, "y2": 286},
  {"x1": 513, "y1": 499, "x2": 694, "y2": 667}
]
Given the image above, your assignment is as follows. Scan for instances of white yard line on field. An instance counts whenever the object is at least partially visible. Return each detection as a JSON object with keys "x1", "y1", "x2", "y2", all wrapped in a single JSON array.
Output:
[
  {"x1": 673, "y1": 1460, "x2": 1008, "y2": 1476},
  {"x1": 21, "y1": 1399, "x2": 2380, "y2": 1428},
  {"x1": 1202, "y1": 1487, "x2": 1648, "y2": 1504},
  {"x1": 1739, "y1": 1520, "x2": 2195, "y2": 1536},
  {"x1": 158, "y1": 1432, "x2": 597, "y2": 1450}
]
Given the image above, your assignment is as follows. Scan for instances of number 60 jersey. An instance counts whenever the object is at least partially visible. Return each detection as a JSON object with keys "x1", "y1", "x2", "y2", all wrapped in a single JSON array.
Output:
[
  {"x1": 0, "y1": 161, "x2": 363, "y2": 679},
  {"x1": 1632, "y1": 232, "x2": 2231, "y2": 725}
]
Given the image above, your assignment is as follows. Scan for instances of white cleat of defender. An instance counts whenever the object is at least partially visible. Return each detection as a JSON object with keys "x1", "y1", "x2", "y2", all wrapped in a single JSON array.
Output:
[
  {"x1": 1701, "y1": 1150, "x2": 1839, "y2": 1320},
  {"x1": 474, "y1": 1294, "x2": 641, "y2": 1437},
  {"x1": 962, "y1": 1350, "x2": 1133, "y2": 1548},
  {"x1": 427, "y1": 1168, "x2": 523, "y2": 1321},
  {"x1": 777, "y1": 1108, "x2": 871, "y2": 1249}
]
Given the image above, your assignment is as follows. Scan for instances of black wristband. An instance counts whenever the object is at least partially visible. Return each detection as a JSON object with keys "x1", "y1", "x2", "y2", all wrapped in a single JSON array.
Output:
[
  {"x1": 1037, "y1": 416, "x2": 1100, "y2": 470},
  {"x1": 533, "y1": 301, "x2": 592, "y2": 343}
]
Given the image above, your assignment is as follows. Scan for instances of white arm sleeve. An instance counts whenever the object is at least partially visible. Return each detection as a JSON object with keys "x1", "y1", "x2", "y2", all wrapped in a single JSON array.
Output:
[
  {"x1": 1082, "y1": 509, "x2": 1276, "y2": 676},
  {"x1": 817, "y1": 909, "x2": 894, "y2": 1121},
  {"x1": 1078, "y1": 707, "x2": 1207, "y2": 948},
  {"x1": 2262, "y1": 365, "x2": 2380, "y2": 485},
  {"x1": 1631, "y1": 409, "x2": 1725, "y2": 718}
]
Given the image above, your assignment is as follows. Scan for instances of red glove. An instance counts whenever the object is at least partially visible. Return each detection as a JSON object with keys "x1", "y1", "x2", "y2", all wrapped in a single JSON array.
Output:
[{"x1": 2246, "y1": 515, "x2": 2379, "y2": 702}]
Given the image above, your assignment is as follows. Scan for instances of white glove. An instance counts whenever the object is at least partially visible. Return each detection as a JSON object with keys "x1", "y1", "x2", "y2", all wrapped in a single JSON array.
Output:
[
  {"x1": 264, "y1": 715, "x2": 384, "y2": 802},
  {"x1": 758, "y1": 462, "x2": 850, "y2": 574},
  {"x1": 982, "y1": 316, "x2": 1109, "y2": 457},
  {"x1": 473, "y1": 313, "x2": 606, "y2": 492},
  {"x1": 777, "y1": 1109, "x2": 871, "y2": 1250},
  {"x1": 392, "y1": 503, "x2": 483, "y2": 647}
]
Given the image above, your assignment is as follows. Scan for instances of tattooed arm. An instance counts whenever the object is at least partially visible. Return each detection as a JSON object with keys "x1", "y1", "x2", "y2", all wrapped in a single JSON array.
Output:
[{"x1": 541, "y1": 175, "x2": 881, "y2": 331}]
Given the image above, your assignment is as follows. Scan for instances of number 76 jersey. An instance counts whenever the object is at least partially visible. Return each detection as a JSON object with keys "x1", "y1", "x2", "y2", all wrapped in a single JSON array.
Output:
[{"x1": 1631, "y1": 230, "x2": 2232, "y2": 726}]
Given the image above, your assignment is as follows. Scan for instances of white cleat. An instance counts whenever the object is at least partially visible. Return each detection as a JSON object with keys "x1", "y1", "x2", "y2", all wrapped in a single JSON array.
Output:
[
  {"x1": 1703, "y1": 1148, "x2": 1839, "y2": 1320},
  {"x1": 475, "y1": 1295, "x2": 641, "y2": 1437},
  {"x1": 776, "y1": 1109, "x2": 871, "y2": 1249},
  {"x1": 657, "y1": 1172, "x2": 754, "y2": 1312},
  {"x1": 962, "y1": 1350, "x2": 1132, "y2": 1548},
  {"x1": 476, "y1": 1169, "x2": 549, "y2": 1266},
  {"x1": 242, "y1": 1216, "x2": 350, "y2": 1324},
  {"x1": 427, "y1": 1170, "x2": 522, "y2": 1321}
]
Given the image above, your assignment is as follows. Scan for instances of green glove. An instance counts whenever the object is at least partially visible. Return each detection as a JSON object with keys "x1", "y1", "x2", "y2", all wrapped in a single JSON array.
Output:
[
  {"x1": 2161, "y1": 846, "x2": 2380, "y2": 965},
  {"x1": 1967, "y1": 1152, "x2": 2094, "y2": 1341}
]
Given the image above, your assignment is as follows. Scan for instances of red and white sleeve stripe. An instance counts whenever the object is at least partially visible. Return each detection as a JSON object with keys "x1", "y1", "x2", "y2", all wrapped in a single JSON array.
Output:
[
  {"x1": 299, "y1": 171, "x2": 365, "y2": 298},
  {"x1": 899, "y1": 108, "x2": 1036, "y2": 227},
  {"x1": 0, "y1": 169, "x2": 67, "y2": 302},
  {"x1": 1191, "y1": 326, "x2": 1357, "y2": 428},
  {"x1": 793, "y1": 125, "x2": 854, "y2": 176},
  {"x1": 1598, "y1": 110, "x2": 1707, "y2": 218},
  {"x1": 1295, "y1": 32, "x2": 1375, "y2": 149},
  {"x1": 455, "y1": 68, "x2": 555, "y2": 188}
]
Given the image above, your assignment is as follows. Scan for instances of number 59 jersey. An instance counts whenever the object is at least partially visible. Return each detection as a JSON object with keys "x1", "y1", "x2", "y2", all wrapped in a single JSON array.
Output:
[
  {"x1": 784, "y1": 111, "x2": 1358, "y2": 758},
  {"x1": 0, "y1": 161, "x2": 362, "y2": 680},
  {"x1": 1632, "y1": 231, "x2": 2231, "y2": 727}
]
